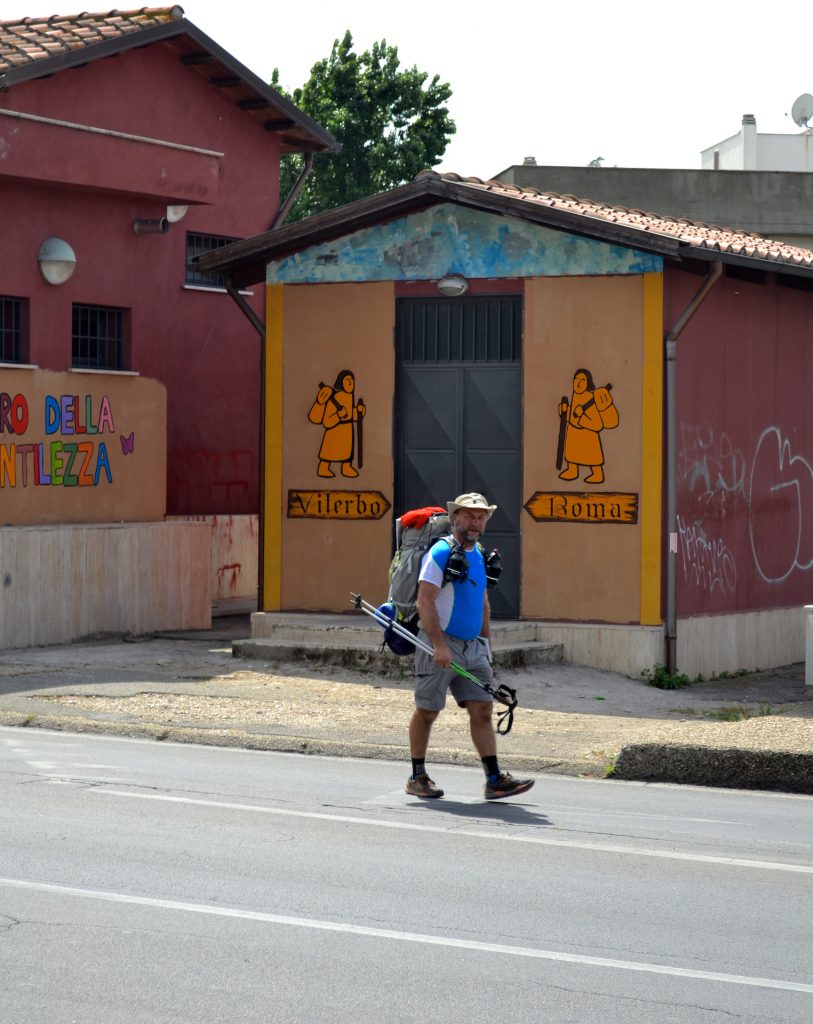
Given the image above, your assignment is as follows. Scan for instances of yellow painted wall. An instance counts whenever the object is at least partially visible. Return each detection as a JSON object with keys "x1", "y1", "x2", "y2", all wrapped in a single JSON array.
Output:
[
  {"x1": 0, "y1": 368, "x2": 166, "y2": 525},
  {"x1": 274, "y1": 282, "x2": 395, "y2": 612},
  {"x1": 263, "y1": 274, "x2": 663, "y2": 623},
  {"x1": 523, "y1": 275, "x2": 661, "y2": 624}
]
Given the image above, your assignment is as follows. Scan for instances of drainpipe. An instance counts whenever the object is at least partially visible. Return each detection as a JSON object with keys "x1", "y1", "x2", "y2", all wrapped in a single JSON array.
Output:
[
  {"x1": 664, "y1": 260, "x2": 723, "y2": 675},
  {"x1": 269, "y1": 152, "x2": 314, "y2": 230},
  {"x1": 223, "y1": 281, "x2": 266, "y2": 609},
  {"x1": 217, "y1": 156, "x2": 314, "y2": 609}
]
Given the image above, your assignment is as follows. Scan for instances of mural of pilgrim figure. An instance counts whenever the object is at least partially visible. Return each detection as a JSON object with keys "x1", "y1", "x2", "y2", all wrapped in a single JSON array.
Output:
[
  {"x1": 307, "y1": 369, "x2": 366, "y2": 478},
  {"x1": 556, "y1": 368, "x2": 618, "y2": 484}
]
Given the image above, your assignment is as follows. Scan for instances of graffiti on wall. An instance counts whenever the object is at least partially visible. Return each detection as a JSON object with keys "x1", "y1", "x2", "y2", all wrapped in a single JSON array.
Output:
[
  {"x1": 678, "y1": 422, "x2": 813, "y2": 589},
  {"x1": 749, "y1": 426, "x2": 813, "y2": 583},
  {"x1": 556, "y1": 369, "x2": 619, "y2": 485},
  {"x1": 0, "y1": 391, "x2": 118, "y2": 488},
  {"x1": 677, "y1": 514, "x2": 737, "y2": 593},
  {"x1": 678, "y1": 423, "x2": 747, "y2": 521},
  {"x1": 307, "y1": 370, "x2": 366, "y2": 479}
]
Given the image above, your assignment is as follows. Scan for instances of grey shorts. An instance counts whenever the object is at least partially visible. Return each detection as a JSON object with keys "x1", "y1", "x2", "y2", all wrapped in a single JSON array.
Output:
[{"x1": 414, "y1": 631, "x2": 494, "y2": 711}]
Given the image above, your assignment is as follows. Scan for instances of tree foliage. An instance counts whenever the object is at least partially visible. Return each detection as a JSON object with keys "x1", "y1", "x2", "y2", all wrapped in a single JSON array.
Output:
[{"x1": 272, "y1": 31, "x2": 455, "y2": 221}]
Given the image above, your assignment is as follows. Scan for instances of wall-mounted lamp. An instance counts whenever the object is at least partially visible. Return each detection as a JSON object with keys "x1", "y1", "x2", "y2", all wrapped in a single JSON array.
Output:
[
  {"x1": 38, "y1": 237, "x2": 77, "y2": 285},
  {"x1": 133, "y1": 217, "x2": 169, "y2": 235},
  {"x1": 436, "y1": 275, "x2": 469, "y2": 297},
  {"x1": 166, "y1": 205, "x2": 189, "y2": 224}
]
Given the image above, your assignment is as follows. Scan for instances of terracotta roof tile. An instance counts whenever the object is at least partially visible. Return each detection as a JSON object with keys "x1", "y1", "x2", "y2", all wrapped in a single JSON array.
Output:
[
  {"x1": 0, "y1": 7, "x2": 183, "y2": 73},
  {"x1": 438, "y1": 172, "x2": 813, "y2": 271}
]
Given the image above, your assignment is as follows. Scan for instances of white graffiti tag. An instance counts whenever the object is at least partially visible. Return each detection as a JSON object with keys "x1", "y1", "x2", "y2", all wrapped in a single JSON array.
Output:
[
  {"x1": 748, "y1": 427, "x2": 813, "y2": 583},
  {"x1": 677, "y1": 514, "x2": 737, "y2": 593}
]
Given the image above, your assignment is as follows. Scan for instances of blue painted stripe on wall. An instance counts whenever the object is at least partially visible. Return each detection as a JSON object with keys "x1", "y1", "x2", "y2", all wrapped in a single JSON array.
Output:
[{"x1": 266, "y1": 203, "x2": 663, "y2": 284}]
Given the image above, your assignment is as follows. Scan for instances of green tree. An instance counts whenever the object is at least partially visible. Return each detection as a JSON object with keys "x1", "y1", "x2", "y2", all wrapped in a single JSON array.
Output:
[{"x1": 272, "y1": 31, "x2": 455, "y2": 221}]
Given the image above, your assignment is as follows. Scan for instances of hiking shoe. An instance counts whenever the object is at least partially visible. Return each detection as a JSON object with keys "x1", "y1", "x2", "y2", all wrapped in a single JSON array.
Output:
[
  {"x1": 485, "y1": 772, "x2": 535, "y2": 800},
  {"x1": 405, "y1": 773, "x2": 444, "y2": 799}
]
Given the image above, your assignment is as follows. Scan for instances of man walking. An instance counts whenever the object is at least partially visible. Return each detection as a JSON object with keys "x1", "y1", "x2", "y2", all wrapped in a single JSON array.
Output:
[{"x1": 406, "y1": 492, "x2": 535, "y2": 801}]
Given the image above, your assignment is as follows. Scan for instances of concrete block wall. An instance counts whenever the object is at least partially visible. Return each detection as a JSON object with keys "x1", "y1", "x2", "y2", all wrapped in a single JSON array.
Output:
[
  {"x1": 0, "y1": 521, "x2": 211, "y2": 649},
  {"x1": 533, "y1": 622, "x2": 664, "y2": 678},
  {"x1": 676, "y1": 608, "x2": 805, "y2": 680},
  {"x1": 166, "y1": 514, "x2": 258, "y2": 608}
]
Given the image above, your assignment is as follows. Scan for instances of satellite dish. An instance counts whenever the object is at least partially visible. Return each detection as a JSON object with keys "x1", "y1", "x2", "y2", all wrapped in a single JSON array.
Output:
[{"x1": 791, "y1": 93, "x2": 813, "y2": 128}]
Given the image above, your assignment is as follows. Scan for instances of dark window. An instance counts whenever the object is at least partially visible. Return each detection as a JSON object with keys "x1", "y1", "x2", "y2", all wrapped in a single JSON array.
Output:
[
  {"x1": 0, "y1": 295, "x2": 25, "y2": 363},
  {"x1": 396, "y1": 296, "x2": 522, "y2": 362},
  {"x1": 185, "y1": 232, "x2": 240, "y2": 288},
  {"x1": 72, "y1": 304, "x2": 126, "y2": 370}
]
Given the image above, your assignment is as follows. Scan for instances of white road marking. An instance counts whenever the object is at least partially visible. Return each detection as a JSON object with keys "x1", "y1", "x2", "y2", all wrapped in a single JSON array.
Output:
[
  {"x1": 44, "y1": 774, "x2": 130, "y2": 784},
  {"x1": 544, "y1": 804, "x2": 743, "y2": 825},
  {"x1": 93, "y1": 789, "x2": 813, "y2": 875},
  {"x1": 0, "y1": 875, "x2": 809, "y2": 994}
]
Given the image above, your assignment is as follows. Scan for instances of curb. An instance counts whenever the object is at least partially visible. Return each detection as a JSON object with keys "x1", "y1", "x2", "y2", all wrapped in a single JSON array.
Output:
[
  {"x1": 4, "y1": 711, "x2": 811, "y2": 794},
  {"x1": 0, "y1": 711, "x2": 601, "y2": 777},
  {"x1": 613, "y1": 742, "x2": 813, "y2": 794}
]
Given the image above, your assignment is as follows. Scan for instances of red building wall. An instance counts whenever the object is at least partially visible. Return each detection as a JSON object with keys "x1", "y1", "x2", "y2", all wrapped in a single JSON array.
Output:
[
  {"x1": 666, "y1": 266, "x2": 813, "y2": 616},
  {"x1": 0, "y1": 42, "x2": 282, "y2": 514}
]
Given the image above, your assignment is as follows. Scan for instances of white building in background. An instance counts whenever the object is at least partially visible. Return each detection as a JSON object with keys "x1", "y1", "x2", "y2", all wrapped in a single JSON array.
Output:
[{"x1": 702, "y1": 112, "x2": 813, "y2": 171}]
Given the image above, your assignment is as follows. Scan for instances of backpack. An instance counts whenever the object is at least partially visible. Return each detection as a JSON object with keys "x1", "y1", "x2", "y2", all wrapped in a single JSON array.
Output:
[{"x1": 386, "y1": 506, "x2": 451, "y2": 637}]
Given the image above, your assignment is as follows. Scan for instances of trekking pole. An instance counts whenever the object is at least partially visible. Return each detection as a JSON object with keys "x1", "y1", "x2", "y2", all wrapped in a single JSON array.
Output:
[{"x1": 350, "y1": 593, "x2": 517, "y2": 734}]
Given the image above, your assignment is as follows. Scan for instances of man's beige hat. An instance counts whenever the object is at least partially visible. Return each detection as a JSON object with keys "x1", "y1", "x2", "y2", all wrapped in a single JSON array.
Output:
[{"x1": 446, "y1": 492, "x2": 497, "y2": 518}]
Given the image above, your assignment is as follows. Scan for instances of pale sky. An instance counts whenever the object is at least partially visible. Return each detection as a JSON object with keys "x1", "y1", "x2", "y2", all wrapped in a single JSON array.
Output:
[{"x1": 3, "y1": 0, "x2": 812, "y2": 176}]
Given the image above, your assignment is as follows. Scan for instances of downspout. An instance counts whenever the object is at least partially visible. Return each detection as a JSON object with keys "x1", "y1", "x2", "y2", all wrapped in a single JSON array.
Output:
[
  {"x1": 224, "y1": 281, "x2": 266, "y2": 609},
  {"x1": 218, "y1": 154, "x2": 315, "y2": 609},
  {"x1": 664, "y1": 259, "x2": 723, "y2": 674},
  {"x1": 269, "y1": 152, "x2": 314, "y2": 230}
]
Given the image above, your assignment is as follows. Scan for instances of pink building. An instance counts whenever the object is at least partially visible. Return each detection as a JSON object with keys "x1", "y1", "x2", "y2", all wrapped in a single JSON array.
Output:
[{"x1": 0, "y1": 7, "x2": 335, "y2": 518}]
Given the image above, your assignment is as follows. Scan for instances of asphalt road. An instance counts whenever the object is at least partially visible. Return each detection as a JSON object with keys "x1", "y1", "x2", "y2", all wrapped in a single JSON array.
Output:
[{"x1": 1, "y1": 726, "x2": 812, "y2": 1023}]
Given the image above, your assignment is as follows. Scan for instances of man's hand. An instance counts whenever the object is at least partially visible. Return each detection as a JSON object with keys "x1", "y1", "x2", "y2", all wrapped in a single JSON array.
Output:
[{"x1": 433, "y1": 637, "x2": 452, "y2": 669}]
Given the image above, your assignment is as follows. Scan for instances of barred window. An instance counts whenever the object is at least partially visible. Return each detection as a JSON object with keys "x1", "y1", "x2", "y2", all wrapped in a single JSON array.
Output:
[
  {"x1": 0, "y1": 295, "x2": 25, "y2": 363},
  {"x1": 185, "y1": 232, "x2": 240, "y2": 288},
  {"x1": 72, "y1": 304, "x2": 126, "y2": 370}
]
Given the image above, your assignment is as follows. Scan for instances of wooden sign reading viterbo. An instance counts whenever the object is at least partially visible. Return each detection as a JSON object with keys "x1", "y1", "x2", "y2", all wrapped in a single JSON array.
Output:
[{"x1": 287, "y1": 489, "x2": 391, "y2": 520}]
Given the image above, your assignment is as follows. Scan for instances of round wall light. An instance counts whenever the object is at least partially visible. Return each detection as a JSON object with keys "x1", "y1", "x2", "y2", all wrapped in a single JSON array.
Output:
[
  {"x1": 166, "y1": 205, "x2": 189, "y2": 224},
  {"x1": 436, "y1": 275, "x2": 469, "y2": 297},
  {"x1": 38, "y1": 237, "x2": 77, "y2": 286}
]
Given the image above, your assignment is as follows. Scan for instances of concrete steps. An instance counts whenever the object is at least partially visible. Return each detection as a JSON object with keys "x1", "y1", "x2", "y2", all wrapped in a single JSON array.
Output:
[{"x1": 232, "y1": 613, "x2": 563, "y2": 674}]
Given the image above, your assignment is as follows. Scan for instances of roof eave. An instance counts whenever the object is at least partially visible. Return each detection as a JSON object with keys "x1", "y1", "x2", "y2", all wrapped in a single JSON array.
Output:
[
  {"x1": 0, "y1": 18, "x2": 338, "y2": 154},
  {"x1": 0, "y1": 18, "x2": 187, "y2": 88},
  {"x1": 199, "y1": 174, "x2": 683, "y2": 288},
  {"x1": 678, "y1": 244, "x2": 813, "y2": 280}
]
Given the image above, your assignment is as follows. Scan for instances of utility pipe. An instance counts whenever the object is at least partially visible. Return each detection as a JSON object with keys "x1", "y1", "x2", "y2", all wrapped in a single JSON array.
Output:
[
  {"x1": 219, "y1": 153, "x2": 316, "y2": 608},
  {"x1": 269, "y1": 152, "x2": 314, "y2": 230},
  {"x1": 664, "y1": 259, "x2": 723, "y2": 675}
]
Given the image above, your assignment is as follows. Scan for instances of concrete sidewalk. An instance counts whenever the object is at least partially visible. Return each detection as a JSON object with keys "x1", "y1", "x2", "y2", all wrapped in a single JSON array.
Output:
[{"x1": 0, "y1": 614, "x2": 810, "y2": 793}]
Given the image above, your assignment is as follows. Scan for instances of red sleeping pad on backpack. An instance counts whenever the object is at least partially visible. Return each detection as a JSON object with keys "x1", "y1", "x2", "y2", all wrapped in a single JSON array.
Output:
[{"x1": 399, "y1": 506, "x2": 446, "y2": 529}]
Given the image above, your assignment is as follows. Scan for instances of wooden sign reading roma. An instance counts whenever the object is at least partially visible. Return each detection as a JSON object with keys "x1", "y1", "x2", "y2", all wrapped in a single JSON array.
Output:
[
  {"x1": 287, "y1": 489, "x2": 391, "y2": 520},
  {"x1": 525, "y1": 491, "x2": 638, "y2": 524}
]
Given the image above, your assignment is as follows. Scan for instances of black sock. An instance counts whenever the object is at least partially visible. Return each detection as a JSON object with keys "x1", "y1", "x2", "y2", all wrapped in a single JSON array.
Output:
[
  {"x1": 411, "y1": 758, "x2": 426, "y2": 778},
  {"x1": 482, "y1": 755, "x2": 500, "y2": 782}
]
